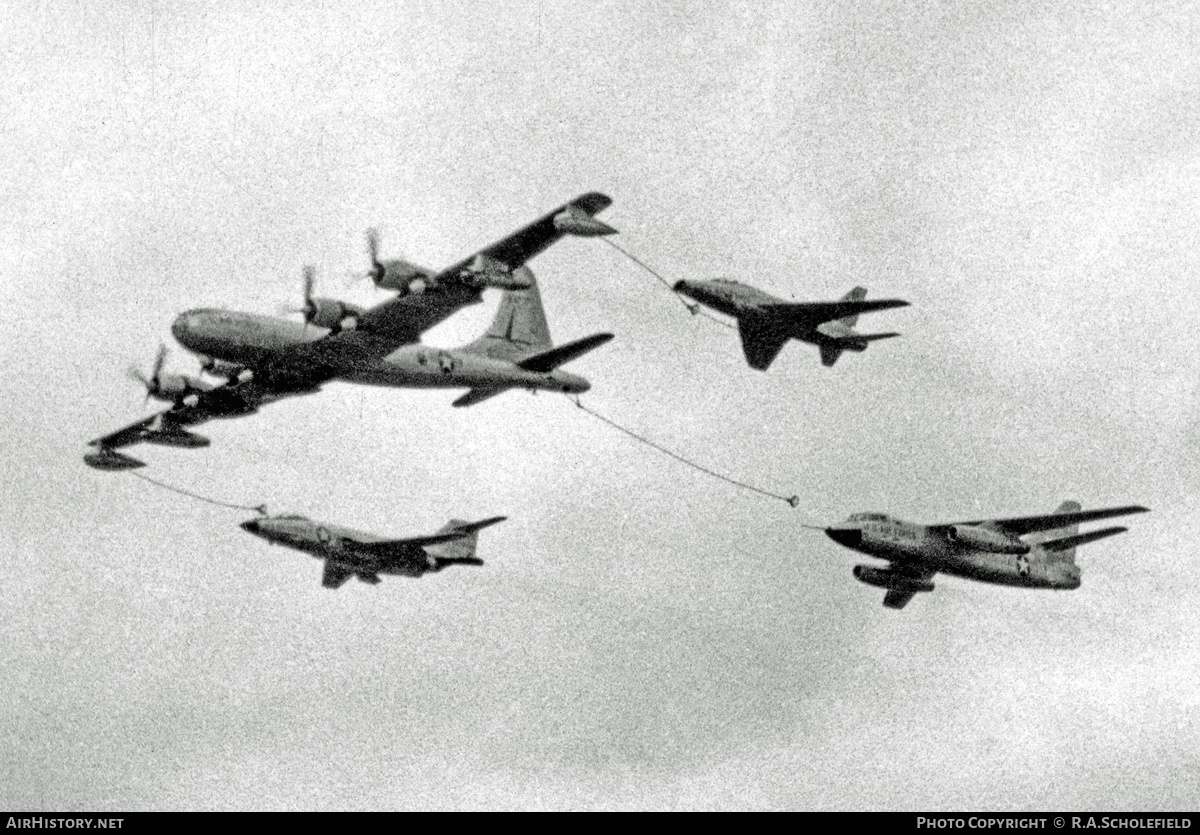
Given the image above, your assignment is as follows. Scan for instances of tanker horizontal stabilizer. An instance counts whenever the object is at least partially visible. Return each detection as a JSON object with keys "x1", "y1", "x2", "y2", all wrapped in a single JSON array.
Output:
[
  {"x1": 452, "y1": 387, "x2": 512, "y2": 408},
  {"x1": 517, "y1": 333, "x2": 614, "y2": 373}
]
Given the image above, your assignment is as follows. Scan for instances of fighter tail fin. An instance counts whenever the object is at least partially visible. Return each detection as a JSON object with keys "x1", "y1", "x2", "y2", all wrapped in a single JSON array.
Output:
[
  {"x1": 516, "y1": 332, "x2": 614, "y2": 372},
  {"x1": 1029, "y1": 500, "x2": 1082, "y2": 563},
  {"x1": 819, "y1": 345, "x2": 845, "y2": 367},
  {"x1": 836, "y1": 286, "x2": 868, "y2": 328},
  {"x1": 425, "y1": 516, "x2": 506, "y2": 564},
  {"x1": 461, "y1": 268, "x2": 552, "y2": 361}
]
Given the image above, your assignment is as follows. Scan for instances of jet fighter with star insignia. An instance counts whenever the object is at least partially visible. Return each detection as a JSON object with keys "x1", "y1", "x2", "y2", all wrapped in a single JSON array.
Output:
[
  {"x1": 239, "y1": 513, "x2": 507, "y2": 589},
  {"x1": 823, "y1": 501, "x2": 1150, "y2": 609},
  {"x1": 672, "y1": 280, "x2": 909, "y2": 370}
]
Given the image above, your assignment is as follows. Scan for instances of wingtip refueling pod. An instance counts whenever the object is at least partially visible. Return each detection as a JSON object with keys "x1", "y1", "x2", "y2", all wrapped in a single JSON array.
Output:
[
  {"x1": 553, "y1": 204, "x2": 617, "y2": 237},
  {"x1": 84, "y1": 448, "x2": 146, "y2": 471},
  {"x1": 140, "y1": 428, "x2": 211, "y2": 449}
]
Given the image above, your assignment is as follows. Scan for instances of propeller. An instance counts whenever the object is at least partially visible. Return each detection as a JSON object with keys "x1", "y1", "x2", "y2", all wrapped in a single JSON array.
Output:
[
  {"x1": 345, "y1": 229, "x2": 386, "y2": 287},
  {"x1": 127, "y1": 344, "x2": 169, "y2": 404},
  {"x1": 279, "y1": 265, "x2": 318, "y2": 328},
  {"x1": 365, "y1": 228, "x2": 385, "y2": 284}
]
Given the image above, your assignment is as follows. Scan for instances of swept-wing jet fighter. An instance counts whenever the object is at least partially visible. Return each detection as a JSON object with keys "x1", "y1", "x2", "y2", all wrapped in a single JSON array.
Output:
[
  {"x1": 824, "y1": 502, "x2": 1150, "y2": 609},
  {"x1": 240, "y1": 514, "x2": 506, "y2": 588},
  {"x1": 672, "y1": 280, "x2": 909, "y2": 370},
  {"x1": 85, "y1": 194, "x2": 615, "y2": 469}
]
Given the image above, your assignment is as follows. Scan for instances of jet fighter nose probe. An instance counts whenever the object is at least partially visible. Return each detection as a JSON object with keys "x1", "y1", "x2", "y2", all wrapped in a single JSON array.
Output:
[{"x1": 282, "y1": 265, "x2": 364, "y2": 335}]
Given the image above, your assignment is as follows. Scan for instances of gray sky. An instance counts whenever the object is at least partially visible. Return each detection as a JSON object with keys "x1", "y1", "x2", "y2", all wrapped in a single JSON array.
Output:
[{"x1": 3, "y1": 0, "x2": 1198, "y2": 811}]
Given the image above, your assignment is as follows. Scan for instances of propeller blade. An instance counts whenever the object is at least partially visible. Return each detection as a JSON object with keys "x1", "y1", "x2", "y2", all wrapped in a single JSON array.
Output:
[
  {"x1": 302, "y1": 265, "x2": 316, "y2": 304},
  {"x1": 365, "y1": 228, "x2": 384, "y2": 282},
  {"x1": 128, "y1": 344, "x2": 167, "y2": 405},
  {"x1": 151, "y1": 343, "x2": 167, "y2": 384}
]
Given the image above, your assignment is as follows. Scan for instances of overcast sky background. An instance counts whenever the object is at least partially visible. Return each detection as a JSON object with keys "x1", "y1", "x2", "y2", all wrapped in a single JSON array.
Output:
[{"x1": 3, "y1": 0, "x2": 1198, "y2": 811}]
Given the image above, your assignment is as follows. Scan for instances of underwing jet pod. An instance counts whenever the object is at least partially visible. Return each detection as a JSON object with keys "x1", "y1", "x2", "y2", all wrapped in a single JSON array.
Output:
[
  {"x1": 824, "y1": 502, "x2": 1150, "y2": 609},
  {"x1": 672, "y1": 280, "x2": 909, "y2": 370},
  {"x1": 239, "y1": 514, "x2": 507, "y2": 588}
]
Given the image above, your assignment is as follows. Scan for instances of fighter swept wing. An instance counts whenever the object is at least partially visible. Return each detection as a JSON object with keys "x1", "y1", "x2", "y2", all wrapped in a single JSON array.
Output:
[
  {"x1": 764, "y1": 299, "x2": 911, "y2": 326},
  {"x1": 1039, "y1": 526, "x2": 1129, "y2": 552},
  {"x1": 344, "y1": 531, "x2": 473, "y2": 555},
  {"x1": 884, "y1": 588, "x2": 917, "y2": 610},
  {"x1": 934, "y1": 506, "x2": 1150, "y2": 537},
  {"x1": 322, "y1": 561, "x2": 354, "y2": 589},
  {"x1": 880, "y1": 566, "x2": 936, "y2": 610},
  {"x1": 737, "y1": 318, "x2": 790, "y2": 371},
  {"x1": 339, "y1": 516, "x2": 508, "y2": 556}
]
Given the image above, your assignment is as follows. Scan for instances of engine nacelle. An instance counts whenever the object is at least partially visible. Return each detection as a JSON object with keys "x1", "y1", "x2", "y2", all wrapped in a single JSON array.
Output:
[
  {"x1": 946, "y1": 525, "x2": 1030, "y2": 555},
  {"x1": 200, "y1": 357, "x2": 249, "y2": 380},
  {"x1": 853, "y1": 565, "x2": 935, "y2": 594},
  {"x1": 144, "y1": 373, "x2": 209, "y2": 404},
  {"x1": 307, "y1": 298, "x2": 364, "y2": 332},
  {"x1": 377, "y1": 259, "x2": 436, "y2": 294}
]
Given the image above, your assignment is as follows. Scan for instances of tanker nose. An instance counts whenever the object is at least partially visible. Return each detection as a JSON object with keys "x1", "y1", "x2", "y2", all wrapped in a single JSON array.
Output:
[
  {"x1": 240, "y1": 519, "x2": 260, "y2": 534},
  {"x1": 673, "y1": 280, "x2": 689, "y2": 292},
  {"x1": 825, "y1": 527, "x2": 863, "y2": 548},
  {"x1": 171, "y1": 311, "x2": 198, "y2": 345}
]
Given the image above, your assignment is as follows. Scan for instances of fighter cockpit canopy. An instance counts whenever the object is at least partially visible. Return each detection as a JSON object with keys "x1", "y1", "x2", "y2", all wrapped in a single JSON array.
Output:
[{"x1": 847, "y1": 512, "x2": 889, "y2": 522}]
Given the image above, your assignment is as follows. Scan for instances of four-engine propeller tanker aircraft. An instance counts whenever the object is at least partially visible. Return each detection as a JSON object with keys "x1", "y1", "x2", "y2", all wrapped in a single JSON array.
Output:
[
  {"x1": 85, "y1": 268, "x2": 613, "y2": 467},
  {"x1": 239, "y1": 514, "x2": 507, "y2": 589},
  {"x1": 824, "y1": 501, "x2": 1150, "y2": 609},
  {"x1": 672, "y1": 280, "x2": 909, "y2": 370},
  {"x1": 84, "y1": 193, "x2": 616, "y2": 470}
]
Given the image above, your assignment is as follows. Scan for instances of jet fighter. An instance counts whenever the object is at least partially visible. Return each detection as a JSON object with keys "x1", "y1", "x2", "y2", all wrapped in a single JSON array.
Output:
[
  {"x1": 85, "y1": 193, "x2": 616, "y2": 469},
  {"x1": 240, "y1": 514, "x2": 506, "y2": 589},
  {"x1": 672, "y1": 280, "x2": 909, "y2": 370},
  {"x1": 824, "y1": 501, "x2": 1150, "y2": 609}
]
